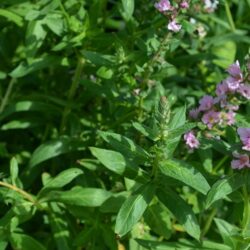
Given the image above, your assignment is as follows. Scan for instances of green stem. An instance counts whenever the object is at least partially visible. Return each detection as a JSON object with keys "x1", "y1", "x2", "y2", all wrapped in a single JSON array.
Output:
[
  {"x1": 201, "y1": 208, "x2": 217, "y2": 238},
  {"x1": 242, "y1": 184, "x2": 250, "y2": 235},
  {"x1": 58, "y1": 0, "x2": 71, "y2": 28},
  {"x1": 213, "y1": 155, "x2": 229, "y2": 173},
  {"x1": 0, "y1": 181, "x2": 45, "y2": 210},
  {"x1": 0, "y1": 78, "x2": 16, "y2": 113},
  {"x1": 224, "y1": 0, "x2": 236, "y2": 32},
  {"x1": 60, "y1": 58, "x2": 84, "y2": 133}
]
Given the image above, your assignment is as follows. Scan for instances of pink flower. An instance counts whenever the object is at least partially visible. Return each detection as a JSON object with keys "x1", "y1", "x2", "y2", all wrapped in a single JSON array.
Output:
[
  {"x1": 167, "y1": 20, "x2": 182, "y2": 32},
  {"x1": 218, "y1": 111, "x2": 235, "y2": 126},
  {"x1": 199, "y1": 95, "x2": 214, "y2": 111},
  {"x1": 231, "y1": 152, "x2": 250, "y2": 169},
  {"x1": 238, "y1": 84, "x2": 250, "y2": 100},
  {"x1": 224, "y1": 77, "x2": 240, "y2": 91},
  {"x1": 237, "y1": 128, "x2": 250, "y2": 151},
  {"x1": 227, "y1": 61, "x2": 242, "y2": 79},
  {"x1": 202, "y1": 110, "x2": 220, "y2": 129},
  {"x1": 154, "y1": 0, "x2": 172, "y2": 12},
  {"x1": 184, "y1": 131, "x2": 200, "y2": 149},
  {"x1": 180, "y1": 1, "x2": 189, "y2": 9},
  {"x1": 225, "y1": 104, "x2": 239, "y2": 111},
  {"x1": 189, "y1": 108, "x2": 200, "y2": 120},
  {"x1": 224, "y1": 61, "x2": 243, "y2": 91},
  {"x1": 216, "y1": 82, "x2": 229, "y2": 96},
  {"x1": 222, "y1": 111, "x2": 235, "y2": 125}
]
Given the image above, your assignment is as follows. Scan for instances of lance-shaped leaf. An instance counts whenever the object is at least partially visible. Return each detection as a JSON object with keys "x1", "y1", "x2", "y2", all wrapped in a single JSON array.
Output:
[
  {"x1": 136, "y1": 239, "x2": 232, "y2": 250},
  {"x1": 157, "y1": 188, "x2": 200, "y2": 240},
  {"x1": 90, "y1": 147, "x2": 149, "y2": 181},
  {"x1": 206, "y1": 174, "x2": 245, "y2": 209},
  {"x1": 98, "y1": 131, "x2": 149, "y2": 163},
  {"x1": 38, "y1": 168, "x2": 83, "y2": 197},
  {"x1": 115, "y1": 182, "x2": 155, "y2": 237},
  {"x1": 10, "y1": 233, "x2": 46, "y2": 250},
  {"x1": 39, "y1": 186, "x2": 111, "y2": 207},
  {"x1": 159, "y1": 159, "x2": 210, "y2": 195}
]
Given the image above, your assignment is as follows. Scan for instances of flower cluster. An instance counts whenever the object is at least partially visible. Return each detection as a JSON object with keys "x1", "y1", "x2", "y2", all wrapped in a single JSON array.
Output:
[
  {"x1": 204, "y1": 0, "x2": 219, "y2": 13},
  {"x1": 154, "y1": 0, "x2": 219, "y2": 33},
  {"x1": 154, "y1": 0, "x2": 189, "y2": 32},
  {"x1": 184, "y1": 60, "x2": 250, "y2": 170}
]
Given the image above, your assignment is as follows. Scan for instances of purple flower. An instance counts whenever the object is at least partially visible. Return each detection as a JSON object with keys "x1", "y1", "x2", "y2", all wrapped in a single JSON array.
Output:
[
  {"x1": 237, "y1": 128, "x2": 250, "y2": 151},
  {"x1": 202, "y1": 110, "x2": 220, "y2": 129},
  {"x1": 224, "y1": 77, "x2": 240, "y2": 91},
  {"x1": 225, "y1": 104, "x2": 239, "y2": 111},
  {"x1": 167, "y1": 19, "x2": 182, "y2": 32},
  {"x1": 154, "y1": 0, "x2": 172, "y2": 12},
  {"x1": 180, "y1": 1, "x2": 189, "y2": 9},
  {"x1": 227, "y1": 111, "x2": 236, "y2": 125},
  {"x1": 238, "y1": 84, "x2": 250, "y2": 100},
  {"x1": 216, "y1": 82, "x2": 229, "y2": 96},
  {"x1": 199, "y1": 95, "x2": 214, "y2": 111},
  {"x1": 204, "y1": 0, "x2": 219, "y2": 12},
  {"x1": 224, "y1": 61, "x2": 243, "y2": 91},
  {"x1": 231, "y1": 152, "x2": 250, "y2": 169},
  {"x1": 184, "y1": 131, "x2": 200, "y2": 149},
  {"x1": 227, "y1": 61, "x2": 242, "y2": 79},
  {"x1": 189, "y1": 108, "x2": 200, "y2": 120}
]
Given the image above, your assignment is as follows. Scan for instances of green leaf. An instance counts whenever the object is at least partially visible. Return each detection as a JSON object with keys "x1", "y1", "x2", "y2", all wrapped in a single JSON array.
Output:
[
  {"x1": 166, "y1": 106, "x2": 187, "y2": 156},
  {"x1": 144, "y1": 203, "x2": 172, "y2": 239},
  {"x1": 100, "y1": 192, "x2": 129, "y2": 213},
  {"x1": 214, "y1": 218, "x2": 239, "y2": 248},
  {"x1": 167, "y1": 122, "x2": 196, "y2": 140},
  {"x1": 10, "y1": 157, "x2": 19, "y2": 185},
  {"x1": 96, "y1": 66, "x2": 113, "y2": 79},
  {"x1": 90, "y1": 147, "x2": 149, "y2": 181},
  {"x1": 38, "y1": 168, "x2": 83, "y2": 197},
  {"x1": 1, "y1": 118, "x2": 42, "y2": 130},
  {"x1": 22, "y1": 138, "x2": 85, "y2": 187},
  {"x1": 121, "y1": 0, "x2": 134, "y2": 21},
  {"x1": 132, "y1": 122, "x2": 158, "y2": 141},
  {"x1": 25, "y1": 20, "x2": 47, "y2": 58},
  {"x1": 29, "y1": 138, "x2": 85, "y2": 168},
  {"x1": 81, "y1": 50, "x2": 115, "y2": 66},
  {"x1": 49, "y1": 203, "x2": 71, "y2": 250},
  {"x1": 0, "y1": 9, "x2": 23, "y2": 26},
  {"x1": 168, "y1": 105, "x2": 186, "y2": 130},
  {"x1": 136, "y1": 239, "x2": 232, "y2": 250},
  {"x1": 98, "y1": 131, "x2": 149, "y2": 163},
  {"x1": 0, "y1": 101, "x2": 60, "y2": 121},
  {"x1": 9, "y1": 233, "x2": 46, "y2": 250},
  {"x1": 40, "y1": 186, "x2": 111, "y2": 207},
  {"x1": 212, "y1": 41, "x2": 236, "y2": 68},
  {"x1": 9, "y1": 56, "x2": 69, "y2": 78},
  {"x1": 157, "y1": 188, "x2": 200, "y2": 240},
  {"x1": 115, "y1": 182, "x2": 155, "y2": 237},
  {"x1": 206, "y1": 174, "x2": 245, "y2": 208},
  {"x1": 159, "y1": 159, "x2": 210, "y2": 195}
]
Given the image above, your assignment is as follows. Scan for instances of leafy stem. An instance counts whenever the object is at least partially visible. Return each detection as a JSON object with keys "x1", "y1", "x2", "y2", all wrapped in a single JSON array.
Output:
[
  {"x1": 0, "y1": 181, "x2": 43, "y2": 210},
  {"x1": 0, "y1": 78, "x2": 16, "y2": 113}
]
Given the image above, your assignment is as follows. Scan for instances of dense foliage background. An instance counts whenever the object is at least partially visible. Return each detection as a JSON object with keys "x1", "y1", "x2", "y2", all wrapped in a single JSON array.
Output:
[{"x1": 0, "y1": 0, "x2": 250, "y2": 249}]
